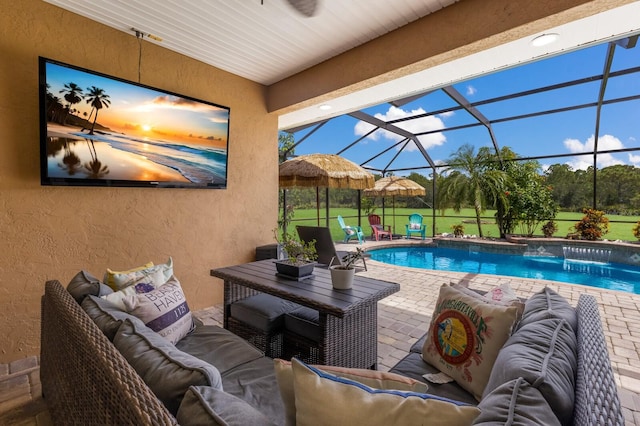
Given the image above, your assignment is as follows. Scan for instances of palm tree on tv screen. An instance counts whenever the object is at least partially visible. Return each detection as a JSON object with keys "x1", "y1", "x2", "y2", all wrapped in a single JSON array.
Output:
[
  {"x1": 85, "y1": 86, "x2": 111, "y2": 135},
  {"x1": 59, "y1": 82, "x2": 83, "y2": 125}
]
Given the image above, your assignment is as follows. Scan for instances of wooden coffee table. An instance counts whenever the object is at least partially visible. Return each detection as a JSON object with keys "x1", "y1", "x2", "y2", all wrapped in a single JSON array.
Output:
[{"x1": 210, "y1": 260, "x2": 399, "y2": 369}]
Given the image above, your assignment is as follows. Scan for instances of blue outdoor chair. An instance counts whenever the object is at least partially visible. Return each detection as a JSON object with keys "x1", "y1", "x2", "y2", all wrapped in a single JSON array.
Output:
[
  {"x1": 405, "y1": 213, "x2": 426, "y2": 240},
  {"x1": 337, "y1": 215, "x2": 364, "y2": 244}
]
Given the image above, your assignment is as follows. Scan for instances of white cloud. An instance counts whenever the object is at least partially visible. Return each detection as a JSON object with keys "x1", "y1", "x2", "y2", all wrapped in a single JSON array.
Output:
[
  {"x1": 466, "y1": 85, "x2": 477, "y2": 96},
  {"x1": 354, "y1": 106, "x2": 447, "y2": 152},
  {"x1": 563, "y1": 134, "x2": 625, "y2": 170},
  {"x1": 438, "y1": 110, "x2": 455, "y2": 118},
  {"x1": 629, "y1": 153, "x2": 640, "y2": 165}
]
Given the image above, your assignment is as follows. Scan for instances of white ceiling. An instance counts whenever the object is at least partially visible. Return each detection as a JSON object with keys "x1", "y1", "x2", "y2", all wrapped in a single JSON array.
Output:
[
  {"x1": 43, "y1": 0, "x2": 457, "y2": 85},
  {"x1": 43, "y1": 0, "x2": 640, "y2": 130}
]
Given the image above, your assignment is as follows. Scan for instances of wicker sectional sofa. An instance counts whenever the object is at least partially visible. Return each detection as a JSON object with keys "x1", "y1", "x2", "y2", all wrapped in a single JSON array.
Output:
[{"x1": 41, "y1": 278, "x2": 624, "y2": 425}]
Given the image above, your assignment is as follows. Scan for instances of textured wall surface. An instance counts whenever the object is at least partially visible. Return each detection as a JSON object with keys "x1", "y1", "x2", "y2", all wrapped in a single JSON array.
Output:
[{"x1": 0, "y1": 0, "x2": 278, "y2": 363}]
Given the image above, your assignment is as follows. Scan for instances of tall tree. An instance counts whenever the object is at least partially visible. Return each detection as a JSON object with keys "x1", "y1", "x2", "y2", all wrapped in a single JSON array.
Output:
[
  {"x1": 278, "y1": 131, "x2": 295, "y2": 162},
  {"x1": 439, "y1": 144, "x2": 508, "y2": 237}
]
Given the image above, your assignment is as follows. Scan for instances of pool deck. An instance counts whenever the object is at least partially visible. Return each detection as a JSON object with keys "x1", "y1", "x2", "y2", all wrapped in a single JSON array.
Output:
[{"x1": 194, "y1": 237, "x2": 640, "y2": 425}]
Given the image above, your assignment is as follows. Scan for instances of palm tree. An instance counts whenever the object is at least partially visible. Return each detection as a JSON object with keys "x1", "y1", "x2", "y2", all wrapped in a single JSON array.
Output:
[
  {"x1": 84, "y1": 158, "x2": 109, "y2": 179},
  {"x1": 439, "y1": 144, "x2": 508, "y2": 237},
  {"x1": 85, "y1": 86, "x2": 111, "y2": 135},
  {"x1": 83, "y1": 138, "x2": 109, "y2": 179},
  {"x1": 59, "y1": 143, "x2": 82, "y2": 175},
  {"x1": 59, "y1": 82, "x2": 83, "y2": 125}
]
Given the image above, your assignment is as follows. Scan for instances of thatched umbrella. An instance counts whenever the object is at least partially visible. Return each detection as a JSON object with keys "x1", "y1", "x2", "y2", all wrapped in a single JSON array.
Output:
[
  {"x1": 279, "y1": 154, "x2": 375, "y2": 227},
  {"x1": 363, "y1": 176, "x2": 426, "y2": 233}
]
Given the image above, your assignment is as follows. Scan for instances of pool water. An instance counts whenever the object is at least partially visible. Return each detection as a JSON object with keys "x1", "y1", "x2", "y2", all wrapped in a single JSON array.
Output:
[{"x1": 369, "y1": 246, "x2": 640, "y2": 294}]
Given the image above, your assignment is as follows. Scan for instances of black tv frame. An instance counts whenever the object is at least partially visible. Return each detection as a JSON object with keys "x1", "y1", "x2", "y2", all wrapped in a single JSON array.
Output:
[{"x1": 39, "y1": 57, "x2": 230, "y2": 189}]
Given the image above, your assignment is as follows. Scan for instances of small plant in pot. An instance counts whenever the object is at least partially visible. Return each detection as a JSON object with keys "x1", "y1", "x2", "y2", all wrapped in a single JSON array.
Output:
[
  {"x1": 273, "y1": 230, "x2": 318, "y2": 279},
  {"x1": 329, "y1": 247, "x2": 366, "y2": 290}
]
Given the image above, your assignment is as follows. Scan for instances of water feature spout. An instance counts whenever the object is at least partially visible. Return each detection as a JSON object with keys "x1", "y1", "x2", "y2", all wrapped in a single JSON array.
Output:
[{"x1": 562, "y1": 246, "x2": 611, "y2": 264}]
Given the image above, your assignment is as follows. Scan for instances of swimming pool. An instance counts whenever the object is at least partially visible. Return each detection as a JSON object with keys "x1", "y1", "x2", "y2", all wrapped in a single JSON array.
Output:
[{"x1": 368, "y1": 246, "x2": 640, "y2": 294}]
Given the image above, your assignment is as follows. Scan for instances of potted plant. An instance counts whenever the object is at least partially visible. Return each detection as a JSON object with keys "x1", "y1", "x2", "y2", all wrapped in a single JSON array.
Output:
[
  {"x1": 273, "y1": 230, "x2": 318, "y2": 279},
  {"x1": 329, "y1": 247, "x2": 366, "y2": 290}
]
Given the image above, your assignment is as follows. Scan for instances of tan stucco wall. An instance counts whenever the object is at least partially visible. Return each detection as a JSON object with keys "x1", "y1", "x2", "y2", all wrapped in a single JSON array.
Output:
[{"x1": 0, "y1": 0, "x2": 278, "y2": 363}]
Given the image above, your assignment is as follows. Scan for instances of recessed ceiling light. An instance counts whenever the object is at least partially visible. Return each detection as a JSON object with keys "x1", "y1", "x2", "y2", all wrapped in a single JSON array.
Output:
[
  {"x1": 319, "y1": 104, "x2": 332, "y2": 111},
  {"x1": 531, "y1": 33, "x2": 560, "y2": 47}
]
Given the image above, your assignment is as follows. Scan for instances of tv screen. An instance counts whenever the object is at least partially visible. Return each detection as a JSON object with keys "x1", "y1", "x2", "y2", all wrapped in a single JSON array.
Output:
[{"x1": 39, "y1": 57, "x2": 229, "y2": 189}]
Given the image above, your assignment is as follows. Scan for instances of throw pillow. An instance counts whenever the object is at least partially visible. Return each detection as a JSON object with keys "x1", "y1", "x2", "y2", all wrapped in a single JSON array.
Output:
[
  {"x1": 484, "y1": 282, "x2": 519, "y2": 304},
  {"x1": 114, "y1": 319, "x2": 223, "y2": 416},
  {"x1": 103, "y1": 258, "x2": 173, "y2": 291},
  {"x1": 101, "y1": 268, "x2": 168, "y2": 310},
  {"x1": 177, "y1": 386, "x2": 276, "y2": 426},
  {"x1": 103, "y1": 261, "x2": 154, "y2": 290},
  {"x1": 451, "y1": 283, "x2": 525, "y2": 320},
  {"x1": 67, "y1": 270, "x2": 113, "y2": 304},
  {"x1": 274, "y1": 358, "x2": 430, "y2": 426},
  {"x1": 410, "y1": 223, "x2": 421, "y2": 230},
  {"x1": 422, "y1": 284, "x2": 521, "y2": 400},
  {"x1": 121, "y1": 275, "x2": 194, "y2": 344},
  {"x1": 289, "y1": 358, "x2": 480, "y2": 426},
  {"x1": 474, "y1": 377, "x2": 562, "y2": 426}
]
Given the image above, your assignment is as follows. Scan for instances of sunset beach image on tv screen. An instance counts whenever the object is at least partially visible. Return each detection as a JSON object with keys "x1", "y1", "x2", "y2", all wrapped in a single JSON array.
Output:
[{"x1": 39, "y1": 57, "x2": 229, "y2": 188}]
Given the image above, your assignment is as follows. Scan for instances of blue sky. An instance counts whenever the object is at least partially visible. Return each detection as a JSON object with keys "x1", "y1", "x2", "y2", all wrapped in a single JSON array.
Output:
[{"x1": 291, "y1": 38, "x2": 640, "y2": 176}]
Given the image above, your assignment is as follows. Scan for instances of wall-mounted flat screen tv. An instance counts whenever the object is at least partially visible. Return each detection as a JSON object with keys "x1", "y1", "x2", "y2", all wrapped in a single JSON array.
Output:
[{"x1": 39, "y1": 57, "x2": 229, "y2": 189}]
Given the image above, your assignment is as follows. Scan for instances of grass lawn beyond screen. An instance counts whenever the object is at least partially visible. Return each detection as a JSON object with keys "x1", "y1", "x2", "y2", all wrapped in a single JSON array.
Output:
[{"x1": 282, "y1": 208, "x2": 640, "y2": 243}]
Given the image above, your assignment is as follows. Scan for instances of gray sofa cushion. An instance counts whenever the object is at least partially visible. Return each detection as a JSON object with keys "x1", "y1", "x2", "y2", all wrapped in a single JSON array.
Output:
[
  {"x1": 114, "y1": 319, "x2": 223, "y2": 416},
  {"x1": 410, "y1": 333, "x2": 427, "y2": 353},
  {"x1": 517, "y1": 287, "x2": 577, "y2": 331},
  {"x1": 483, "y1": 318, "x2": 577, "y2": 426},
  {"x1": 221, "y1": 356, "x2": 287, "y2": 426},
  {"x1": 67, "y1": 270, "x2": 113, "y2": 304},
  {"x1": 177, "y1": 386, "x2": 277, "y2": 426},
  {"x1": 387, "y1": 352, "x2": 477, "y2": 406},
  {"x1": 474, "y1": 377, "x2": 562, "y2": 425},
  {"x1": 81, "y1": 295, "x2": 141, "y2": 341},
  {"x1": 230, "y1": 293, "x2": 300, "y2": 331},
  {"x1": 176, "y1": 324, "x2": 264, "y2": 375}
]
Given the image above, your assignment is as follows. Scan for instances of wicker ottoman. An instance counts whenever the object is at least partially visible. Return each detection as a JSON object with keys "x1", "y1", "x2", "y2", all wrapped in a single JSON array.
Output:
[
  {"x1": 229, "y1": 293, "x2": 301, "y2": 358},
  {"x1": 283, "y1": 306, "x2": 321, "y2": 364}
]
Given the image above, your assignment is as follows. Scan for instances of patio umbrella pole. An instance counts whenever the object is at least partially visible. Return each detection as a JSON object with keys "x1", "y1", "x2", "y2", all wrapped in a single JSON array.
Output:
[
  {"x1": 392, "y1": 196, "x2": 396, "y2": 235},
  {"x1": 316, "y1": 187, "x2": 320, "y2": 226},
  {"x1": 382, "y1": 198, "x2": 386, "y2": 227},
  {"x1": 325, "y1": 187, "x2": 330, "y2": 228},
  {"x1": 282, "y1": 189, "x2": 287, "y2": 235}
]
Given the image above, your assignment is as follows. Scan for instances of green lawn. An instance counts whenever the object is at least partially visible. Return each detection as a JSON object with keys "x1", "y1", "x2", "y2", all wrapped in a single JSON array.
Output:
[{"x1": 284, "y1": 207, "x2": 640, "y2": 242}]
